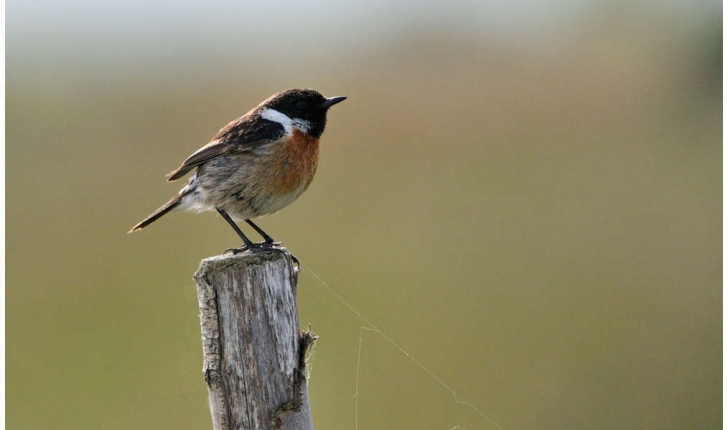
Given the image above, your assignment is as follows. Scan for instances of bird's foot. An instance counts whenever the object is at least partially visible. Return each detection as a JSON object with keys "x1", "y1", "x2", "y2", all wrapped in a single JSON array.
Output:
[{"x1": 224, "y1": 241, "x2": 283, "y2": 255}]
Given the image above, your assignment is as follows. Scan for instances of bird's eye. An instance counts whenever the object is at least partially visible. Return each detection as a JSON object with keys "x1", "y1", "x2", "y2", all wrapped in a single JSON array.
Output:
[{"x1": 296, "y1": 100, "x2": 309, "y2": 109}]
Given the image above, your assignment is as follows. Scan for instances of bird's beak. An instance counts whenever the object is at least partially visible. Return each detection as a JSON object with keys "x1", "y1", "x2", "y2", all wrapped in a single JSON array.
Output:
[{"x1": 321, "y1": 96, "x2": 347, "y2": 108}]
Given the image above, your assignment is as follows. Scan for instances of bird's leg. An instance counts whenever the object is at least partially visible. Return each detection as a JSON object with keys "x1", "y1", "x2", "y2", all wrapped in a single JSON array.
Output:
[
  {"x1": 245, "y1": 219, "x2": 276, "y2": 244},
  {"x1": 217, "y1": 208, "x2": 258, "y2": 254}
]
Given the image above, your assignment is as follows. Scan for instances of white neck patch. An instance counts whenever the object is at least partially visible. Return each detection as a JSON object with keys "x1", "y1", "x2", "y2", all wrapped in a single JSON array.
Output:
[{"x1": 261, "y1": 108, "x2": 311, "y2": 134}]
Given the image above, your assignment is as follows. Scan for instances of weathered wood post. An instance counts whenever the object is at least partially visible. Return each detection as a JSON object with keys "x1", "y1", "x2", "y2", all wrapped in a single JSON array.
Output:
[{"x1": 194, "y1": 248, "x2": 316, "y2": 430}]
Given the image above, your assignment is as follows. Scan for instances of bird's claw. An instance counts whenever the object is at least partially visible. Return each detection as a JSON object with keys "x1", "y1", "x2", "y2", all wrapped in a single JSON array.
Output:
[
  {"x1": 224, "y1": 241, "x2": 283, "y2": 255},
  {"x1": 224, "y1": 246, "x2": 248, "y2": 255}
]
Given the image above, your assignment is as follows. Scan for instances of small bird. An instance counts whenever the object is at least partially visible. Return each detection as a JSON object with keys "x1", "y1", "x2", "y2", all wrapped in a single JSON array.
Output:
[{"x1": 129, "y1": 88, "x2": 346, "y2": 252}]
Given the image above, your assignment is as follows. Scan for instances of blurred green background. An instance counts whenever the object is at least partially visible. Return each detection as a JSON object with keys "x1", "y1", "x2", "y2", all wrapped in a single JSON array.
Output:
[{"x1": 7, "y1": 1, "x2": 721, "y2": 429}]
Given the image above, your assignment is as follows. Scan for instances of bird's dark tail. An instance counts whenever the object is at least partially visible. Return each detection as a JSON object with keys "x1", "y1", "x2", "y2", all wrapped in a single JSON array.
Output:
[{"x1": 129, "y1": 194, "x2": 184, "y2": 233}]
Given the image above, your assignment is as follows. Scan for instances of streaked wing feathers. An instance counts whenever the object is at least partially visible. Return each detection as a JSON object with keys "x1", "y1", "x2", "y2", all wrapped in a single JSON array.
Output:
[
  {"x1": 166, "y1": 139, "x2": 265, "y2": 181},
  {"x1": 165, "y1": 113, "x2": 283, "y2": 181}
]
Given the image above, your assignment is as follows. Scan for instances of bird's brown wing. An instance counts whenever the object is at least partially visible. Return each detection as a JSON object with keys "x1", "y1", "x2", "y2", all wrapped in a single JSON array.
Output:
[
  {"x1": 165, "y1": 139, "x2": 265, "y2": 181},
  {"x1": 166, "y1": 114, "x2": 284, "y2": 181}
]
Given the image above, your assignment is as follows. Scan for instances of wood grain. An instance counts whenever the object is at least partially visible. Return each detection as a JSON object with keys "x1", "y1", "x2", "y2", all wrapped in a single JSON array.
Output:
[{"x1": 194, "y1": 249, "x2": 315, "y2": 430}]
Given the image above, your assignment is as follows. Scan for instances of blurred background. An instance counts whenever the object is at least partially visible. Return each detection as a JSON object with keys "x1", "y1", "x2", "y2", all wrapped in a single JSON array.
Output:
[{"x1": 7, "y1": 1, "x2": 721, "y2": 429}]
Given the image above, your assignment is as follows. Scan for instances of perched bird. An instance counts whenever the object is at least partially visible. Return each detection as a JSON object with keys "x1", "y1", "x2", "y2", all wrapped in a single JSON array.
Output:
[{"x1": 129, "y1": 88, "x2": 346, "y2": 252}]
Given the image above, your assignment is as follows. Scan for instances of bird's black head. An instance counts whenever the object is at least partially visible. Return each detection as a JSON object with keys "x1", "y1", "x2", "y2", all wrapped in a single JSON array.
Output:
[{"x1": 260, "y1": 89, "x2": 346, "y2": 138}]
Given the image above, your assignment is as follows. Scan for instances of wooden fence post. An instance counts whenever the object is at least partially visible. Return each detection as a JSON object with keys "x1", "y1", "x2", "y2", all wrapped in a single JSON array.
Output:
[{"x1": 194, "y1": 248, "x2": 316, "y2": 430}]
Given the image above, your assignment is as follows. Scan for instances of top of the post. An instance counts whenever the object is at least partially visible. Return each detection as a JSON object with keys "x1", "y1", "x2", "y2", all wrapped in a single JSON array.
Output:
[{"x1": 195, "y1": 247, "x2": 298, "y2": 277}]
